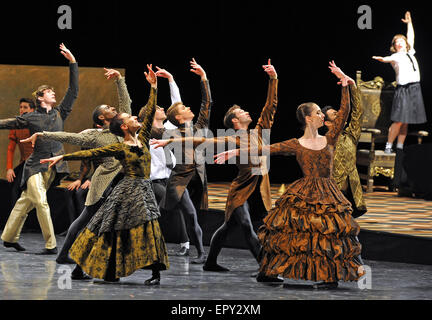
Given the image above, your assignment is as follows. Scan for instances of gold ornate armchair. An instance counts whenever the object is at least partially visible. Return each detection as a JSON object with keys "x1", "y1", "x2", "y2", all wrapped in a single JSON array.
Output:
[{"x1": 356, "y1": 71, "x2": 429, "y2": 193}]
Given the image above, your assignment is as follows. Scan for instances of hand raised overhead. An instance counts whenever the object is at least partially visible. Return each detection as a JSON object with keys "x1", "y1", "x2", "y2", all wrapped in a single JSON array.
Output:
[
  {"x1": 262, "y1": 58, "x2": 277, "y2": 79},
  {"x1": 190, "y1": 58, "x2": 207, "y2": 80},
  {"x1": 59, "y1": 43, "x2": 76, "y2": 63},
  {"x1": 144, "y1": 64, "x2": 157, "y2": 87}
]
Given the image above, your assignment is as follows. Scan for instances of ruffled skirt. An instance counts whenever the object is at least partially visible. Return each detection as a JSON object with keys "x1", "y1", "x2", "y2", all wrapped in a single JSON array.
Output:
[{"x1": 258, "y1": 176, "x2": 364, "y2": 282}]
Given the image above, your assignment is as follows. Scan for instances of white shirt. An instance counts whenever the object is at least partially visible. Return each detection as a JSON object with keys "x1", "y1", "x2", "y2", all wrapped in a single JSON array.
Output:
[
  {"x1": 390, "y1": 48, "x2": 421, "y2": 85},
  {"x1": 150, "y1": 80, "x2": 180, "y2": 180},
  {"x1": 150, "y1": 143, "x2": 176, "y2": 180}
]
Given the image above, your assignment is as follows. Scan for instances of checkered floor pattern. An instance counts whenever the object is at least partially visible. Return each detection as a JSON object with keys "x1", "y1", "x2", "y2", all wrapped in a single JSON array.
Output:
[{"x1": 207, "y1": 182, "x2": 432, "y2": 238}]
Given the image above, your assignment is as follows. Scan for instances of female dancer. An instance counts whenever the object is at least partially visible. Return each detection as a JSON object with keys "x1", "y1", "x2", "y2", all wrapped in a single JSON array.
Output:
[
  {"x1": 40, "y1": 65, "x2": 169, "y2": 285},
  {"x1": 214, "y1": 61, "x2": 365, "y2": 289},
  {"x1": 373, "y1": 11, "x2": 427, "y2": 153}
]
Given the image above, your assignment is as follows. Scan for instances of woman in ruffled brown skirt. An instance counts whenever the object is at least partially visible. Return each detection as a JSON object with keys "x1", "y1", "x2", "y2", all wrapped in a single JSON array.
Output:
[{"x1": 216, "y1": 61, "x2": 365, "y2": 289}]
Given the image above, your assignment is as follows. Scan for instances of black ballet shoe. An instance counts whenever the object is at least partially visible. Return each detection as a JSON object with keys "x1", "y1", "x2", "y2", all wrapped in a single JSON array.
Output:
[
  {"x1": 176, "y1": 247, "x2": 190, "y2": 256},
  {"x1": 312, "y1": 281, "x2": 338, "y2": 290},
  {"x1": 56, "y1": 255, "x2": 76, "y2": 264},
  {"x1": 3, "y1": 241, "x2": 26, "y2": 251},
  {"x1": 203, "y1": 263, "x2": 230, "y2": 272},
  {"x1": 256, "y1": 272, "x2": 284, "y2": 283},
  {"x1": 191, "y1": 254, "x2": 206, "y2": 264},
  {"x1": 71, "y1": 272, "x2": 93, "y2": 281},
  {"x1": 144, "y1": 276, "x2": 160, "y2": 286}
]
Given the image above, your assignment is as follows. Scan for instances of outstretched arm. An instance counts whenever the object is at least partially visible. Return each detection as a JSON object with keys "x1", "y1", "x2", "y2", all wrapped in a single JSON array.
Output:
[
  {"x1": 402, "y1": 11, "x2": 414, "y2": 49},
  {"x1": 372, "y1": 56, "x2": 395, "y2": 64},
  {"x1": 21, "y1": 130, "x2": 98, "y2": 149},
  {"x1": 40, "y1": 143, "x2": 123, "y2": 169}
]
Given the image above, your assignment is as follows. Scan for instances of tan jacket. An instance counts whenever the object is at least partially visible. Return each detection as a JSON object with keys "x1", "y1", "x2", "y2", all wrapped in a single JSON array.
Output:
[{"x1": 332, "y1": 84, "x2": 367, "y2": 213}]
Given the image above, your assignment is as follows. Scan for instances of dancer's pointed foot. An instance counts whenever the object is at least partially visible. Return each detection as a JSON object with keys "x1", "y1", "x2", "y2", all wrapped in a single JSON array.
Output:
[{"x1": 191, "y1": 253, "x2": 206, "y2": 264}]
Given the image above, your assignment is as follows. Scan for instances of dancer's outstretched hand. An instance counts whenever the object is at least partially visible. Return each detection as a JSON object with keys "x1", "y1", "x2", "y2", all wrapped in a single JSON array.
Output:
[
  {"x1": 104, "y1": 68, "x2": 122, "y2": 80},
  {"x1": 263, "y1": 59, "x2": 277, "y2": 79},
  {"x1": 155, "y1": 67, "x2": 174, "y2": 81},
  {"x1": 328, "y1": 61, "x2": 353, "y2": 86},
  {"x1": 214, "y1": 149, "x2": 239, "y2": 164},
  {"x1": 60, "y1": 43, "x2": 76, "y2": 63},
  {"x1": 150, "y1": 138, "x2": 170, "y2": 149},
  {"x1": 20, "y1": 132, "x2": 42, "y2": 148},
  {"x1": 190, "y1": 58, "x2": 207, "y2": 80},
  {"x1": 40, "y1": 155, "x2": 64, "y2": 169},
  {"x1": 402, "y1": 11, "x2": 412, "y2": 24},
  {"x1": 144, "y1": 64, "x2": 157, "y2": 87}
]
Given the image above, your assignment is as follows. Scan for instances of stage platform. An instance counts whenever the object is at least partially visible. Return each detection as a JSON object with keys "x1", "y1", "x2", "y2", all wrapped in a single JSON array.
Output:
[
  {"x1": 0, "y1": 234, "x2": 431, "y2": 302},
  {"x1": 208, "y1": 182, "x2": 432, "y2": 238},
  {"x1": 205, "y1": 182, "x2": 432, "y2": 266}
]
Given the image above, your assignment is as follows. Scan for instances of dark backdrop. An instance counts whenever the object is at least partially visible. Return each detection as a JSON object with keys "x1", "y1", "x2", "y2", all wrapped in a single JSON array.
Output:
[{"x1": 1, "y1": 0, "x2": 431, "y2": 183}]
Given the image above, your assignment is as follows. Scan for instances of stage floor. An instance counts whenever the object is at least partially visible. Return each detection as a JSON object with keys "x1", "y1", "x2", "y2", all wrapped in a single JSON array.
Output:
[
  {"x1": 207, "y1": 182, "x2": 432, "y2": 238},
  {"x1": 1, "y1": 233, "x2": 432, "y2": 301}
]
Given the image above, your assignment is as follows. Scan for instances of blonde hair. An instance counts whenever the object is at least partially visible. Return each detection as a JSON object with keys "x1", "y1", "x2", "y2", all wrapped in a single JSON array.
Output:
[
  {"x1": 32, "y1": 85, "x2": 54, "y2": 106},
  {"x1": 166, "y1": 102, "x2": 183, "y2": 126}
]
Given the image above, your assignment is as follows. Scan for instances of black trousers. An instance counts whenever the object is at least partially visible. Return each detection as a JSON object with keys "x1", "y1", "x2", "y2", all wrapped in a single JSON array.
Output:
[
  {"x1": 176, "y1": 189, "x2": 204, "y2": 255},
  {"x1": 206, "y1": 201, "x2": 261, "y2": 265},
  {"x1": 152, "y1": 179, "x2": 189, "y2": 244}
]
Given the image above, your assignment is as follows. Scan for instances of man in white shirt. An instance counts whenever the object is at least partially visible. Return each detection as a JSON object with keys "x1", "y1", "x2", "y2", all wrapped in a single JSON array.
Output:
[{"x1": 142, "y1": 68, "x2": 190, "y2": 256}]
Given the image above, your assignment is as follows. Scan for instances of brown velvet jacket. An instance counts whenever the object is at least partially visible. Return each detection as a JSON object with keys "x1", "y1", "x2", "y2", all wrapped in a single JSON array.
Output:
[{"x1": 139, "y1": 80, "x2": 212, "y2": 211}]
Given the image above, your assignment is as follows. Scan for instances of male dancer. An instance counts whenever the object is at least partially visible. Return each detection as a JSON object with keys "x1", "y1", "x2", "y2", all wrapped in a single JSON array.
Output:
[
  {"x1": 146, "y1": 67, "x2": 190, "y2": 256},
  {"x1": 155, "y1": 58, "x2": 212, "y2": 264},
  {"x1": 321, "y1": 73, "x2": 367, "y2": 218},
  {"x1": 6, "y1": 98, "x2": 35, "y2": 208},
  {"x1": 203, "y1": 60, "x2": 281, "y2": 282},
  {"x1": 22, "y1": 68, "x2": 131, "y2": 270},
  {"x1": 151, "y1": 60, "x2": 281, "y2": 280},
  {"x1": 0, "y1": 44, "x2": 78, "y2": 254}
]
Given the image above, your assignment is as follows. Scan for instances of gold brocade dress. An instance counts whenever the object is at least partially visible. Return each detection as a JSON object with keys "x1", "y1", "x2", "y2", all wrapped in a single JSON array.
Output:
[
  {"x1": 66, "y1": 88, "x2": 169, "y2": 280},
  {"x1": 258, "y1": 86, "x2": 364, "y2": 282}
]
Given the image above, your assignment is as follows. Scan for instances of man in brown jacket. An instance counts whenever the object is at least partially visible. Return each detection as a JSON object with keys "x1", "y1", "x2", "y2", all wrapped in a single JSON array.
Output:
[
  {"x1": 202, "y1": 60, "x2": 282, "y2": 282},
  {"x1": 149, "y1": 58, "x2": 212, "y2": 264}
]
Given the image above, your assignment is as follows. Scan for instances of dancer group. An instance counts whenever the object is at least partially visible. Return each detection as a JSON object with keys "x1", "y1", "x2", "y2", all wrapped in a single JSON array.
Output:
[{"x1": 0, "y1": 11, "x2": 426, "y2": 289}]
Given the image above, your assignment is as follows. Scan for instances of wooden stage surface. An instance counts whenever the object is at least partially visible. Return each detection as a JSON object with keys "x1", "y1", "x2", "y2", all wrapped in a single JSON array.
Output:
[{"x1": 207, "y1": 182, "x2": 432, "y2": 239}]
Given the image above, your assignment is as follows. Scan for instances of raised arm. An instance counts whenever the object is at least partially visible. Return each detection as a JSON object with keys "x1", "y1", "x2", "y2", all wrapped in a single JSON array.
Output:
[
  {"x1": 326, "y1": 61, "x2": 351, "y2": 145},
  {"x1": 402, "y1": 11, "x2": 414, "y2": 49},
  {"x1": 344, "y1": 83, "x2": 364, "y2": 144},
  {"x1": 155, "y1": 67, "x2": 182, "y2": 104},
  {"x1": 190, "y1": 58, "x2": 212, "y2": 131},
  {"x1": 57, "y1": 43, "x2": 79, "y2": 120},
  {"x1": 256, "y1": 59, "x2": 279, "y2": 132},
  {"x1": 138, "y1": 64, "x2": 157, "y2": 145},
  {"x1": 104, "y1": 68, "x2": 132, "y2": 114}
]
